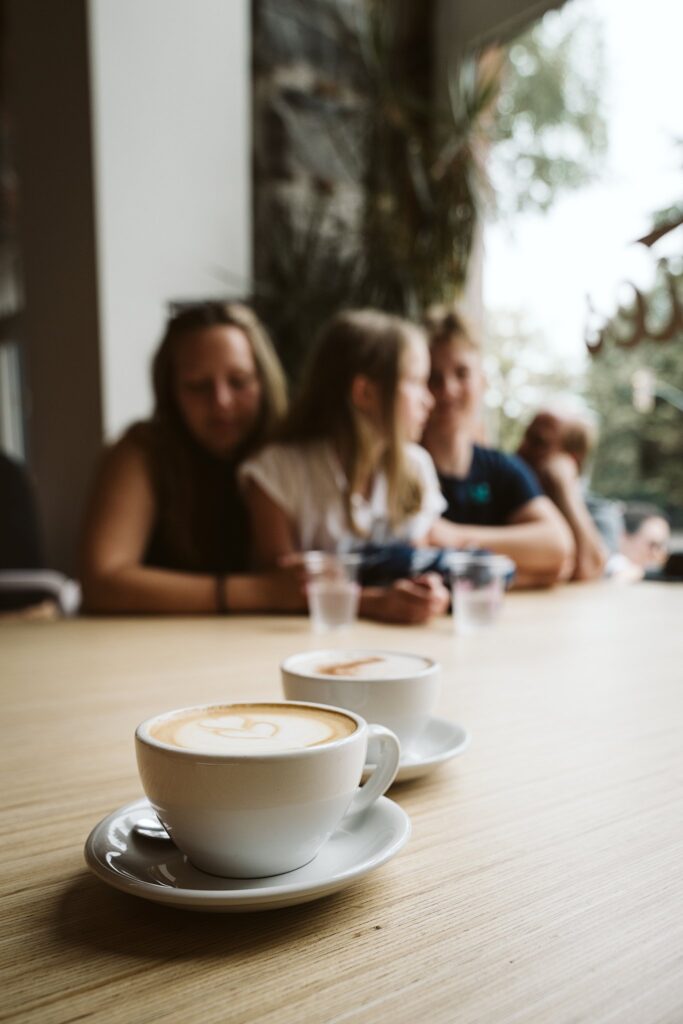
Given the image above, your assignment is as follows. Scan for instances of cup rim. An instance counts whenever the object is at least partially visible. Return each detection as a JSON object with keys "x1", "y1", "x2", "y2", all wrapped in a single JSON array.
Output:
[
  {"x1": 280, "y1": 649, "x2": 439, "y2": 683},
  {"x1": 303, "y1": 549, "x2": 362, "y2": 567},
  {"x1": 447, "y1": 551, "x2": 515, "y2": 576},
  {"x1": 303, "y1": 550, "x2": 362, "y2": 583},
  {"x1": 135, "y1": 699, "x2": 366, "y2": 760}
]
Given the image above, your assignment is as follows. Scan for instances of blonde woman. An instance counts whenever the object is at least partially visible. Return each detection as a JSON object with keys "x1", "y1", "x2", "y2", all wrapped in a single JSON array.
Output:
[
  {"x1": 80, "y1": 301, "x2": 301, "y2": 613},
  {"x1": 240, "y1": 309, "x2": 449, "y2": 623}
]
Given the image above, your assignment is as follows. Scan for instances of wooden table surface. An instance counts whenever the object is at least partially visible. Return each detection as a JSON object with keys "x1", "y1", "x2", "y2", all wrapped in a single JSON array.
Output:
[{"x1": 2, "y1": 584, "x2": 682, "y2": 1024}]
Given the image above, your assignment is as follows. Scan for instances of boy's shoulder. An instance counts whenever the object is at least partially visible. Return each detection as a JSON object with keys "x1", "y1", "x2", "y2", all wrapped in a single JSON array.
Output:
[{"x1": 472, "y1": 444, "x2": 534, "y2": 479}]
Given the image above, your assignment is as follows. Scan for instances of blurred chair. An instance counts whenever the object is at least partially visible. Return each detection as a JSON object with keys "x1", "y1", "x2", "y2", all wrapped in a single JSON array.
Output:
[
  {"x1": 0, "y1": 569, "x2": 81, "y2": 614},
  {"x1": 0, "y1": 451, "x2": 81, "y2": 615}
]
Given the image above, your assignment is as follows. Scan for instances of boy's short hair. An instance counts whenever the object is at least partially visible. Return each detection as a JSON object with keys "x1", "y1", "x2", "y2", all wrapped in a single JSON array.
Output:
[{"x1": 424, "y1": 306, "x2": 481, "y2": 353}]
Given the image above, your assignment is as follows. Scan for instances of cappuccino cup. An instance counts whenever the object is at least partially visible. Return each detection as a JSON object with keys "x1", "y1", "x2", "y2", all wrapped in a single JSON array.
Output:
[
  {"x1": 281, "y1": 650, "x2": 441, "y2": 756},
  {"x1": 135, "y1": 700, "x2": 400, "y2": 878}
]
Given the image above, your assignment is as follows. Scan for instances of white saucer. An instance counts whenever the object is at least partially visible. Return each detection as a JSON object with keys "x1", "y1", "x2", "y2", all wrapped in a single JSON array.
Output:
[
  {"x1": 367, "y1": 717, "x2": 470, "y2": 783},
  {"x1": 84, "y1": 796, "x2": 411, "y2": 912}
]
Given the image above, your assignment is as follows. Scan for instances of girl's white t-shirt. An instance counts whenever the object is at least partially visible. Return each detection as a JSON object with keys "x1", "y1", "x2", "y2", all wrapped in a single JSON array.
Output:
[{"x1": 238, "y1": 440, "x2": 446, "y2": 552}]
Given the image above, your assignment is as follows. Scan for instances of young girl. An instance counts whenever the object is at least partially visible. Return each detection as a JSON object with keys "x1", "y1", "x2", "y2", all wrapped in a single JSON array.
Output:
[
  {"x1": 422, "y1": 309, "x2": 575, "y2": 586},
  {"x1": 239, "y1": 309, "x2": 449, "y2": 623},
  {"x1": 80, "y1": 301, "x2": 302, "y2": 613}
]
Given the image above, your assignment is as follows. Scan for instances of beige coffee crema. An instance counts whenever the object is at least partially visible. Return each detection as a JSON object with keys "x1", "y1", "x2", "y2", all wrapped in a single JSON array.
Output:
[
  {"x1": 148, "y1": 703, "x2": 356, "y2": 754},
  {"x1": 310, "y1": 652, "x2": 431, "y2": 680}
]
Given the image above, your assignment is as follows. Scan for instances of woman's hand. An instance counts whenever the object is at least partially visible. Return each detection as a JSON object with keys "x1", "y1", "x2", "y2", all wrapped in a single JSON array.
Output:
[{"x1": 361, "y1": 572, "x2": 449, "y2": 624}]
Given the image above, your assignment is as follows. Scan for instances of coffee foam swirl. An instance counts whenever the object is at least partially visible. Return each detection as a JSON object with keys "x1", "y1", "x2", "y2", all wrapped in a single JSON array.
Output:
[
  {"x1": 149, "y1": 703, "x2": 356, "y2": 754},
  {"x1": 309, "y1": 652, "x2": 431, "y2": 680}
]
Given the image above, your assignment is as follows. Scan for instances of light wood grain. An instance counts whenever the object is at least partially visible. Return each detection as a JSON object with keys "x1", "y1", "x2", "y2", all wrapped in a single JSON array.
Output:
[{"x1": 2, "y1": 584, "x2": 682, "y2": 1023}]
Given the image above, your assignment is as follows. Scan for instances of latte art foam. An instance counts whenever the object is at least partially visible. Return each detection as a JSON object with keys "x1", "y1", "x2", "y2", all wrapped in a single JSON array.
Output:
[
  {"x1": 310, "y1": 652, "x2": 431, "y2": 680},
  {"x1": 148, "y1": 703, "x2": 356, "y2": 754}
]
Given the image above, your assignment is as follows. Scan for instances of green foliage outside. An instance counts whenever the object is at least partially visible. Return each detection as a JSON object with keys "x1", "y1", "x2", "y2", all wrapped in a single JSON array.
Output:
[
  {"x1": 485, "y1": 279, "x2": 683, "y2": 527},
  {"x1": 483, "y1": 309, "x2": 584, "y2": 451},
  {"x1": 254, "y1": 0, "x2": 608, "y2": 383},
  {"x1": 255, "y1": 1, "x2": 501, "y2": 379},
  {"x1": 491, "y1": 0, "x2": 607, "y2": 218},
  {"x1": 360, "y1": 37, "x2": 499, "y2": 317},
  {"x1": 486, "y1": 2, "x2": 683, "y2": 527},
  {"x1": 585, "y1": 259, "x2": 683, "y2": 525}
]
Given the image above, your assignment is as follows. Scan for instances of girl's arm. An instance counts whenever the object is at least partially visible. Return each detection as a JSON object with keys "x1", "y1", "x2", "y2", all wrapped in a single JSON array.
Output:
[
  {"x1": 243, "y1": 480, "x2": 448, "y2": 622},
  {"x1": 80, "y1": 442, "x2": 304, "y2": 614}
]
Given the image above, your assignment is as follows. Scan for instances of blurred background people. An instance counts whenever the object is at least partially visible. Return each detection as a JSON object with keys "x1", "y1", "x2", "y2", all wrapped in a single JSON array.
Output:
[
  {"x1": 517, "y1": 408, "x2": 608, "y2": 581},
  {"x1": 421, "y1": 309, "x2": 575, "y2": 587},
  {"x1": 79, "y1": 301, "x2": 302, "y2": 614},
  {"x1": 0, "y1": 451, "x2": 80, "y2": 617},
  {"x1": 0, "y1": 450, "x2": 44, "y2": 575},
  {"x1": 616, "y1": 502, "x2": 670, "y2": 578},
  {"x1": 0, "y1": 451, "x2": 49, "y2": 615}
]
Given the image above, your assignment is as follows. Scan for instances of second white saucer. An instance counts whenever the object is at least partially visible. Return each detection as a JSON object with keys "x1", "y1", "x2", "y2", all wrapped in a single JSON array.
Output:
[{"x1": 367, "y1": 717, "x2": 470, "y2": 783}]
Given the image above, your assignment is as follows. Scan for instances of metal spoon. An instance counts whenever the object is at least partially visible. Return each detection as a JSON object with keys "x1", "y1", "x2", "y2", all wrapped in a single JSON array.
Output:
[{"x1": 132, "y1": 815, "x2": 172, "y2": 840}]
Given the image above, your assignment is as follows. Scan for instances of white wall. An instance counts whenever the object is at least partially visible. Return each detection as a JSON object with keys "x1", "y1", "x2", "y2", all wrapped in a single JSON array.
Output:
[{"x1": 88, "y1": 0, "x2": 251, "y2": 440}]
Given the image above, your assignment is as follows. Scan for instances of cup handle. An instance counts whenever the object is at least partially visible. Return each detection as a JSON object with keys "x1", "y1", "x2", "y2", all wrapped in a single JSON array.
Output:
[{"x1": 345, "y1": 724, "x2": 400, "y2": 816}]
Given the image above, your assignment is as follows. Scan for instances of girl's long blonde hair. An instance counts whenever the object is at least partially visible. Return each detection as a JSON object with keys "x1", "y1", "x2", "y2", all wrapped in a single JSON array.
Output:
[{"x1": 280, "y1": 309, "x2": 424, "y2": 535}]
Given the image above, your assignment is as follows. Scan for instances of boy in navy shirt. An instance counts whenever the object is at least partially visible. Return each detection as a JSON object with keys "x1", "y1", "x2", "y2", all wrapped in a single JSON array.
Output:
[{"x1": 422, "y1": 310, "x2": 575, "y2": 587}]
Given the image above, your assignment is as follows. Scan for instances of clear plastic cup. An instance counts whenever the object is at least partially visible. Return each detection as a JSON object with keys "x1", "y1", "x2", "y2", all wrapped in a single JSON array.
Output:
[
  {"x1": 303, "y1": 552, "x2": 361, "y2": 633},
  {"x1": 447, "y1": 552, "x2": 515, "y2": 635}
]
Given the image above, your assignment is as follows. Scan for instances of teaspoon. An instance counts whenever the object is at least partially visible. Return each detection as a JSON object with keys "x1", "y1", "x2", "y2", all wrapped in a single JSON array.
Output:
[{"x1": 132, "y1": 815, "x2": 172, "y2": 840}]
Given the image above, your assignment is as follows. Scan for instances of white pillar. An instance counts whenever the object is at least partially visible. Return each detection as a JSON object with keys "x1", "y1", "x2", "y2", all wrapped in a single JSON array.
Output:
[
  {"x1": 89, "y1": 0, "x2": 251, "y2": 440},
  {"x1": 11, "y1": 0, "x2": 251, "y2": 572}
]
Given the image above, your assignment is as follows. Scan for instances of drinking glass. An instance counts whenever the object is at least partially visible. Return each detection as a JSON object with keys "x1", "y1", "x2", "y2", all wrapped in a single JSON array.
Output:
[
  {"x1": 447, "y1": 552, "x2": 515, "y2": 635},
  {"x1": 304, "y1": 552, "x2": 361, "y2": 633}
]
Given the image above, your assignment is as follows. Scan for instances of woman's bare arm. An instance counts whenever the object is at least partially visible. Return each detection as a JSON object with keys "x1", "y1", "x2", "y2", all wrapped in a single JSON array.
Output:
[
  {"x1": 241, "y1": 479, "x2": 299, "y2": 569},
  {"x1": 80, "y1": 441, "x2": 304, "y2": 614}
]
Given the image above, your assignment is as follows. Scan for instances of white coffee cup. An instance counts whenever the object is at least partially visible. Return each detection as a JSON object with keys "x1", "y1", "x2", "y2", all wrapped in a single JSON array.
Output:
[
  {"x1": 135, "y1": 700, "x2": 400, "y2": 878},
  {"x1": 281, "y1": 650, "x2": 441, "y2": 756}
]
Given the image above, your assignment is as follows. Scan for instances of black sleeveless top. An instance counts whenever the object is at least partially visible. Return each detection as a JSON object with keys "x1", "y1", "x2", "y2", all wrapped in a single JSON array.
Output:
[
  {"x1": 128, "y1": 422, "x2": 250, "y2": 574},
  {"x1": 143, "y1": 461, "x2": 249, "y2": 573}
]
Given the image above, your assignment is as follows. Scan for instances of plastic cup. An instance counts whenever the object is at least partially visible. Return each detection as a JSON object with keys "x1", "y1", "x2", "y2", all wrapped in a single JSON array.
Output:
[
  {"x1": 448, "y1": 552, "x2": 515, "y2": 635},
  {"x1": 303, "y1": 552, "x2": 361, "y2": 633}
]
